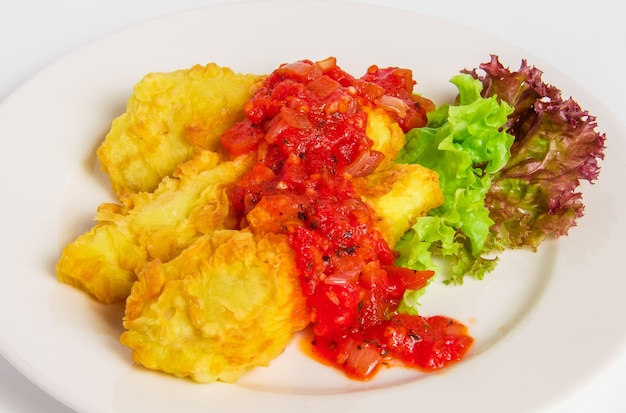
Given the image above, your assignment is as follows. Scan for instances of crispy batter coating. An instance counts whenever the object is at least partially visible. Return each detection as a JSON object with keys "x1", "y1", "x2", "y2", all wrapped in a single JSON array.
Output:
[
  {"x1": 97, "y1": 63, "x2": 263, "y2": 198},
  {"x1": 121, "y1": 229, "x2": 308, "y2": 383},
  {"x1": 359, "y1": 105, "x2": 444, "y2": 248},
  {"x1": 57, "y1": 150, "x2": 254, "y2": 303},
  {"x1": 356, "y1": 163, "x2": 444, "y2": 249},
  {"x1": 363, "y1": 105, "x2": 406, "y2": 170}
]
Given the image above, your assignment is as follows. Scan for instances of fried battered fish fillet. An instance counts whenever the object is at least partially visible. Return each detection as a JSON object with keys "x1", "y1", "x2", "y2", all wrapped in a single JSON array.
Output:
[
  {"x1": 358, "y1": 105, "x2": 444, "y2": 248},
  {"x1": 56, "y1": 150, "x2": 254, "y2": 303},
  {"x1": 364, "y1": 105, "x2": 406, "y2": 170},
  {"x1": 97, "y1": 63, "x2": 263, "y2": 198},
  {"x1": 355, "y1": 163, "x2": 443, "y2": 248},
  {"x1": 121, "y1": 229, "x2": 308, "y2": 383}
]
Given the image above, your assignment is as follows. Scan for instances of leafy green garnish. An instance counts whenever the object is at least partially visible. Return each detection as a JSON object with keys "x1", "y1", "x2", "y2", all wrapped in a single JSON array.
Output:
[
  {"x1": 465, "y1": 55, "x2": 606, "y2": 249},
  {"x1": 396, "y1": 281, "x2": 430, "y2": 315},
  {"x1": 395, "y1": 74, "x2": 514, "y2": 284}
]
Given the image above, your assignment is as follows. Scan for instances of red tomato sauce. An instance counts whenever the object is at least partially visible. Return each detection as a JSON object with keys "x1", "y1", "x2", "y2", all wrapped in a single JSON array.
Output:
[{"x1": 222, "y1": 57, "x2": 473, "y2": 380}]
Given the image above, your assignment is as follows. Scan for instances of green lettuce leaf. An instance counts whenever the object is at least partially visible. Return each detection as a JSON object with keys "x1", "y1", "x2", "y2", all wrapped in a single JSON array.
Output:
[
  {"x1": 395, "y1": 74, "x2": 513, "y2": 284},
  {"x1": 396, "y1": 280, "x2": 430, "y2": 315},
  {"x1": 463, "y1": 55, "x2": 606, "y2": 248}
]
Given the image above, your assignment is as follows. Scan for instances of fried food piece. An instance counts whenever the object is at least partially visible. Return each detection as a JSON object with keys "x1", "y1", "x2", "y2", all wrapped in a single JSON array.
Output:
[
  {"x1": 97, "y1": 63, "x2": 264, "y2": 197},
  {"x1": 363, "y1": 105, "x2": 406, "y2": 170},
  {"x1": 357, "y1": 104, "x2": 443, "y2": 248},
  {"x1": 355, "y1": 163, "x2": 444, "y2": 248},
  {"x1": 121, "y1": 229, "x2": 308, "y2": 383},
  {"x1": 57, "y1": 150, "x2": 254, "y2": 303}
]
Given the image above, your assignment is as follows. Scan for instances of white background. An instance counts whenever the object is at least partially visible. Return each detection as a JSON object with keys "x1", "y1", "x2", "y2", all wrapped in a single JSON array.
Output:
[{"x1": 1, "y1": 0, "x2": 624, "y2": 412}]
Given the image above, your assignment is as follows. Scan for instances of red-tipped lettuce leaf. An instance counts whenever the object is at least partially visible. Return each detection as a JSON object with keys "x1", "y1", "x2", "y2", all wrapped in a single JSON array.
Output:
[{"x1": 464, "y1": 55, "x2": 606, "y2": 248}]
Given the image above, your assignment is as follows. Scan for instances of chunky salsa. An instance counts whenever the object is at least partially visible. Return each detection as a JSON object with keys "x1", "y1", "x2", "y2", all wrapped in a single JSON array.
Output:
[{"x1": 221, "y1": 57, "x2": 473, "y2": 380}]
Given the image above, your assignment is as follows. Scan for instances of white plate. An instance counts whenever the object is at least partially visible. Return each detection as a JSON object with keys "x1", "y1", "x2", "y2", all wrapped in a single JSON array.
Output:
[{"x1": 1, "y1": 1, "x2": 625, "y2": 412}]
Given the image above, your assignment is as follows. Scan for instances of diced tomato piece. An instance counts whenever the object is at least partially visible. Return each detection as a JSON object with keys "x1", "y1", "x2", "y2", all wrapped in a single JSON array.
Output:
[
  {"x1": 220, "y1": 119, "x2": 264, "y2": 156},
  {"x1": 384, "y1": 314, "x2": 474, "y2": 371},
  {"x1": 307, "y1": 75, "x2": 341, "y2": 100},
  {"x1": 385, "y1": 266, "x2": 434, "y2": 298}
]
